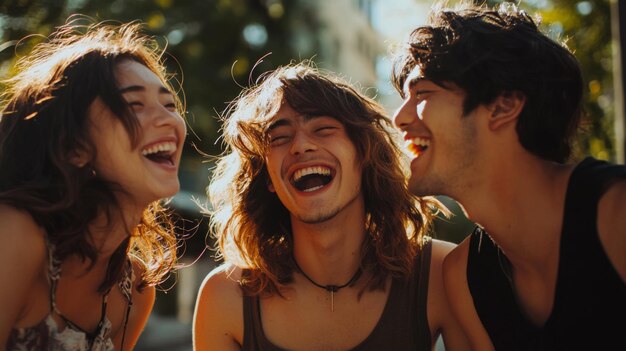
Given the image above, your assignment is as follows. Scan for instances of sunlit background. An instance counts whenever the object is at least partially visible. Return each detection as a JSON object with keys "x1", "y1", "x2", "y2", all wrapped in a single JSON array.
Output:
[{"x1": 1, "y1": 0, "x2": 623, "y2": 349}]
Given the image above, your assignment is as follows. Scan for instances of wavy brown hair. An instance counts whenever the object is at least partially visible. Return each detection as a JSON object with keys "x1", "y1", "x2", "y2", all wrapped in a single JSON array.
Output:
[
  {"x1": 208, "y1": 62, "x2": 443, "y2": 296},
  {"x1": 0, "y1": 19, "x2": 182, "y2": 292}
]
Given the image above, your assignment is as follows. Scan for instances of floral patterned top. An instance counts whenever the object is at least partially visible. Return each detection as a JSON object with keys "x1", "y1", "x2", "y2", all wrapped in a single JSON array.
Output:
[{"x1": 7, "y1": 241, "x2": 134, "y2": 351}]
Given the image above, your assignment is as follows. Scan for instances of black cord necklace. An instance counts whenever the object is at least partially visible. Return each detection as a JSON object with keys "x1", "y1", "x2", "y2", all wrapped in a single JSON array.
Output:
[{"x1": 293, "y1": 259, "x2": 362, "y2": 312}]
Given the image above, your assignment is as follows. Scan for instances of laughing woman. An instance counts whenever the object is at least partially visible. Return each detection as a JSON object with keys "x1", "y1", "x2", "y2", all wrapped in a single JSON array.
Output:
[{"x1": 0, "y1": 20, "x2": 186, "y2": 350}]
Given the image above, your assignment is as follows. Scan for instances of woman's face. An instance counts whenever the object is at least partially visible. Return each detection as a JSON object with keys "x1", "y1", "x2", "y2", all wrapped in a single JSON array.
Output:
[{"x1": 87, "y1": 59, "x2": 186, "y2": 208}]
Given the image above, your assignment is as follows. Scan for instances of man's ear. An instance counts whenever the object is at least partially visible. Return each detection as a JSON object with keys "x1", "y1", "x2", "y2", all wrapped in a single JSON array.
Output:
[{"x1": 488, "y1": 91, "x2": 526, "y2": 131}]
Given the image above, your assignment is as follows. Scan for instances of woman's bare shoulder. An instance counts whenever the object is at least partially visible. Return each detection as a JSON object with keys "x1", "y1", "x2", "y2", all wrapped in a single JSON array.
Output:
[
  {"x1": 0, "y1": 204, "x2": 48, "y2": 344},
  {"x1": 0, "y1": 204, "x2": 47, "y2": 263}
]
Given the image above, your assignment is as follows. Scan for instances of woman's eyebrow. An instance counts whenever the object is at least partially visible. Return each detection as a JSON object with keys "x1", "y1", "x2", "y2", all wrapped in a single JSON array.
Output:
[{"x1": 119, "y1": 85, "x2": 172, "y2": 95}]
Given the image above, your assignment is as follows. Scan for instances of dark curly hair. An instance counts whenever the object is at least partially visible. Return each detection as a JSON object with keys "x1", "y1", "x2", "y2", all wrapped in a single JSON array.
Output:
[{"x1": 392, "y1": 1, "x2": 583, "y2": 163}]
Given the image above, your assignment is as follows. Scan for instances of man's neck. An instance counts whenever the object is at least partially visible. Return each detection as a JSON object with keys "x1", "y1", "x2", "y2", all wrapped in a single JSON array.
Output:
[
  {"x1": 291, "y1": 201, "x2": 367, "y2": 286},
  {"x1": 458, "y1": 153, "x2": 576, "y2": 268}
]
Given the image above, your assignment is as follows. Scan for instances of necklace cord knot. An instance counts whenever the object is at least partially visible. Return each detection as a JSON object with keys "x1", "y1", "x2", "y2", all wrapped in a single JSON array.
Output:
[{"x1": 293, "y1": 259, "x2": 362, "y2": 293}]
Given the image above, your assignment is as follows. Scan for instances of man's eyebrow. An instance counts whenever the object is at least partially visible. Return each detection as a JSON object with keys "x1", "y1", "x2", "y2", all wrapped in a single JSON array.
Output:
[
  {"x1": 302, "y1": 114, "x2": 324, "y2": 122},
  {"x1": 404, "y1": 76, "x2": 423, "y2": 95},
  {"x1": 119, "y1": 85, "x2": 172, "y2": 95},
  {"x1": 266, "y1": 118, "x2": 292, "y2": 132},
  {"x1": 266, "y1": 114, "x2": 321, "y2": 132}
]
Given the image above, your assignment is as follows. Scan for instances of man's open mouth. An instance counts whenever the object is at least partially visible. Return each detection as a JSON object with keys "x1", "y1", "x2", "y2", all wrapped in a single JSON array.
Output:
[
  {"x1": 407, "y1": 137, "x2": 430, "y2": 157},
  {"x1": 291, "y1": 166, "x2": 334, "y2": 192}
]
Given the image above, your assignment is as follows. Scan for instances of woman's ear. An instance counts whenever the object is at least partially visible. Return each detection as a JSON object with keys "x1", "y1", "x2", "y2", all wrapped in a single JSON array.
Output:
[
  {"x1": 67, "y1": 148, "x2": 90, "y2": 168},
  {"x1": 488, "y1": 91, "x2": 526, "y2": 131},
  {"x1": 265, "y1": 175, "x2": 276, "y2": 193},
  {"x1": 267, "y1": 179, "x2": 275, "y2": 193}
]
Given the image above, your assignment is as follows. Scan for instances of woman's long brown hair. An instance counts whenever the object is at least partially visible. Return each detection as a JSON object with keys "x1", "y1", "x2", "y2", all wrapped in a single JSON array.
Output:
[{"x1": 0, "y1": 19, "x2": 182, "y2": 292}]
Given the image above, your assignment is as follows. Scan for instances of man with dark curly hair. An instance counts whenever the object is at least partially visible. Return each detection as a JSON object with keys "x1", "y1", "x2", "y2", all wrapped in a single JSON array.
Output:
[{"x1": 392, "y1": 1, "x2": 626, "y2": 350}]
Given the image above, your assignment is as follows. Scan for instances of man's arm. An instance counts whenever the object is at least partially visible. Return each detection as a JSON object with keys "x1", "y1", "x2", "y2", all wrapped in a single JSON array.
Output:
[
  {"x1": 597, "y1": 178, "x2": 626, "y2": 282},
  {"x1": 442, "y1": 238, "x2": 495, "y2": 351},
  {"x1": 193, "y1": 264, "x2": 244, "y2": 351},
  {"x1": 428, "y1": 239, "x2": 470, "y2": 351}
]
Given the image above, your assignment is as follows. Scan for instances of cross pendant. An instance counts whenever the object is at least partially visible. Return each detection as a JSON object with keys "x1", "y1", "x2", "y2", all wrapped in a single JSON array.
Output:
[{"x1": 328, "y1": 285, "x2": 339, "y2": 312}]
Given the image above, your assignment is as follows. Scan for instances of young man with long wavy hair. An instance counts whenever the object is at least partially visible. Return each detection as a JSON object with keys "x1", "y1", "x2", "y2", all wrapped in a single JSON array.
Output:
[{"x1": 193, "y1": 62, "x2": 469, "y2": 350}]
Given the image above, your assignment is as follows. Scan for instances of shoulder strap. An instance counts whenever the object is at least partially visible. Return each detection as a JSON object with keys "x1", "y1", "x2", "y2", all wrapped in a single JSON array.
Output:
[
  {"x1": 241, "y1": 269, "x2": 286, "y2": 351},
  {"x1": 466, "y1": 226, "x2": 540, "y2": 349},
  {"x1": 118, "y1": 258, "x2": 135, "y2": 302},
  {"x1": 45, "y1": 239, "x2": 63, "y2": 315},
  {"x1": 241, "y1": 269, "x2": 259, "y2": 350},
  {"x1": 415, "y1": 236, "x2": 432, "y2": 347},
  {"x1": 562, "y1": 157, "x2": 626, "y2": 240},
  {"x1": 118, "y1": 258, "x2": 134, "y2": 351}
]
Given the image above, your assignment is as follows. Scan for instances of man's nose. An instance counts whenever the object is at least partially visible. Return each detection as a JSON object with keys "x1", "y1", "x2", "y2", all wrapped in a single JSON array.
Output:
[
  {"x1": 392, "y1": 98, "x2": 416, "y2": 131},
  {"x1": 289, "y1": 131, "x2": 317, "y2": 155}
]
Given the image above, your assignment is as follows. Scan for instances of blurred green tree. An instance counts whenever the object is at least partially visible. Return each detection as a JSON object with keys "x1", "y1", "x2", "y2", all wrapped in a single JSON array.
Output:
[
  {"x1": 0, "y1": 0, "x2": 304, "y2": 321},
  {"x1": 2, "y1": 0, "x2": 617, "y2": 239},
  {"x1": 540, "y1": 0, "x2": 615, "y2": 161},
  {"x1": 0, "y1": 0, "x2": 298, "y2": 194}
]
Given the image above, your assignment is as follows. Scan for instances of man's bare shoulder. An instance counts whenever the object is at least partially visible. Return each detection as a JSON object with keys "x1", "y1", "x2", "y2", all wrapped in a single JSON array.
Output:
[
  {"x1": 598, "y1": 177, "x2": 626, "y2": 219},
  {"x1": 442, "y1": 236, "x2": 470, "y2": 276},
  {"x1": 431, "y1": 239, "x2": 457, "y2": 261},
  {"x1": 196, "y1": 263, "x2": 245, "y2": 314},
  {"x1": 193, "y1": 263, "x2": 245, "y2": 350},
  {"x1": 427, "y1": 239, "x2": 457, "y2": 321},
  {"x1": 429, "y1": 238, "x2": 459, "y2": 280},
  {"x1": 441, "y1": 236, "x2": 494, "y2": 350},
  {"x1": 441, "y1": 236, "x2": 471, "y2": 312},
  {"x1": 597, "y1": 178, "x2": 626, "y2": 282},
  {"x1": 200, "y1": 263, "x2": 243, "y2": 292},
  {"x1": 427, "y1": 239, "x2": 472, "y2": 350}
]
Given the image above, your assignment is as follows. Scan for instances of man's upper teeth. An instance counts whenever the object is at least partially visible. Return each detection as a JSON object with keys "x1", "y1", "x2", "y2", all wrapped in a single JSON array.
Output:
[
  {"x1": 141, "y1": 142, "x2": 177, "y2": 156},
  {"x1": 293, "y1": 166, "x2": 331, "y2": 182}
]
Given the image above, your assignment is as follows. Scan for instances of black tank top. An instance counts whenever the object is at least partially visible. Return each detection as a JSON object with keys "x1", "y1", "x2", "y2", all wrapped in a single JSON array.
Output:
[
  {"x1": 242, "y1": 237, "x2": 433, "y2": 351},
  {"x1": 467, "y1": 157, "x2": 626, "y2": 350}
]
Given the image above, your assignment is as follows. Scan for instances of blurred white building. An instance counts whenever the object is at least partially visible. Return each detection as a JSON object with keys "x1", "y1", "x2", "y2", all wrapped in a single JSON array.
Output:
[
  {"x1": 371, "y1": 0, "x2": 431, "y2": 113},
  {"x1": 288, "y1": 0, "x2": 432, "y2": 114},
  {"x1": 289, "y1": 0, "x2": 383, "y2": 90}
]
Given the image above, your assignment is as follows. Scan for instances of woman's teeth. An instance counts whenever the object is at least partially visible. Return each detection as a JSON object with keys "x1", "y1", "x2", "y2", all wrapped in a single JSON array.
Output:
[{"x1": 141, "y1": 141, "x2": 177, "y2": 156}]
